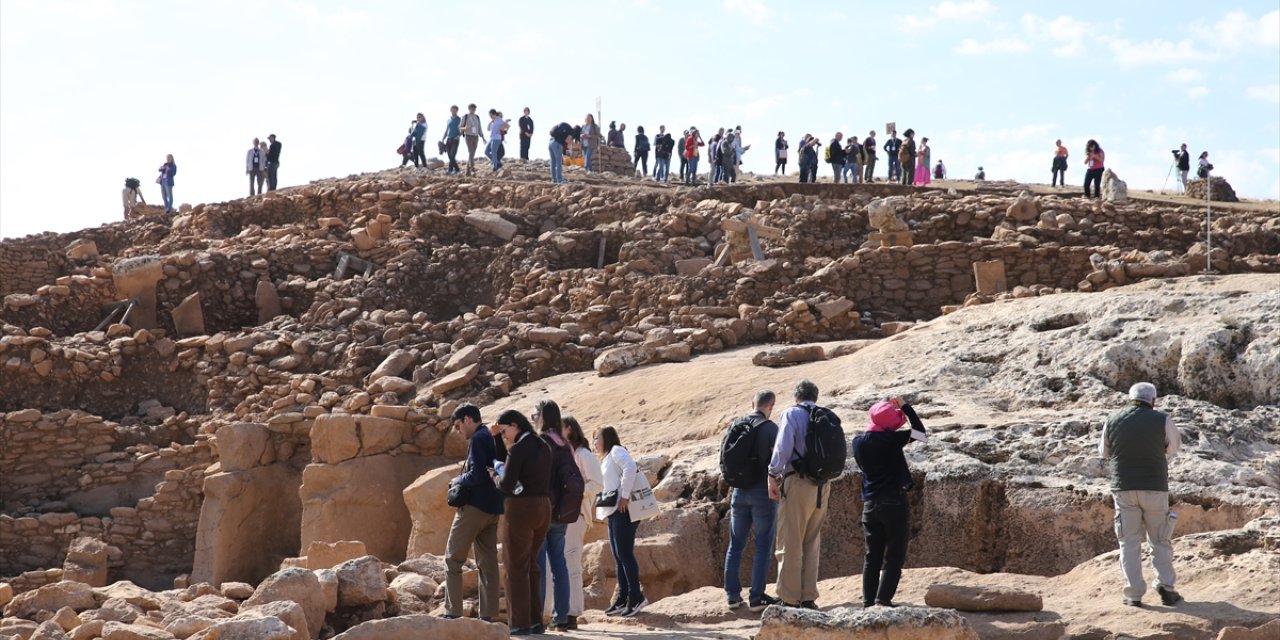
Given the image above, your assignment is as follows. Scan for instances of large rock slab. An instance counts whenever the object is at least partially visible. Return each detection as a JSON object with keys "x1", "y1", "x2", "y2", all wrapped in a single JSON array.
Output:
[
  {"x1": 331, "y1": 614, "x2": 507, "y2": 640},
  {"x1": 309, "y1": 415, "x2": 409, "y2": 464},
  {"x1": 188, "y1": 616, "x2": 296, "y2": 640},
  {"x1": 403, "y1": 464, "x2": 457, "y2": 558},
  {"x1": 464, "y1": 211, "x2": 517, "y2": 241},
  {"x1": 333, "y1": 556, "x2": 387, "y2": 608},
  {"x1": 924, "y1": 583, "x2": 1043, "y2": 612},
  {"x1": 62, "y1": 537, "x2": 109, "y2": 587},
  {"x1": 752, "y1": 345, "x2": 826, "y2": 367},
  {"x1": 299, "y1": 454, "x2": 432, "y2": 564},
  {"x1": 593, "y1": 343, "x2": 655, "y2": 376},
  {"x1": 758, "y1": 605, "x2": 978, "y2": 640},
  {"x1": 191, "y1": 464, "x2": 303, "y2": 587},
  {"x1": 4, "y1": 581, "x2": 95, "y2": 619},
  {"x1": 214, "y1": 423, "x2": 270, "y2": 472},
  {"x1": 243, "y1": 568, "x2": 324, "y2": 639}
]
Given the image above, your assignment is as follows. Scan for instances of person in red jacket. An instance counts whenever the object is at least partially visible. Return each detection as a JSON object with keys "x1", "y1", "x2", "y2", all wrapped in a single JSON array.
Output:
[{"x1": 684, "y1": 128, "x2": 704, "y2": 185}]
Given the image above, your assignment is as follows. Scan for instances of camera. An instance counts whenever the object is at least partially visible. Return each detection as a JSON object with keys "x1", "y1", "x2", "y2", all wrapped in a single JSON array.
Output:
[{"x1": 1171, "y1": 149, "x2": 1180, "y2": 156}]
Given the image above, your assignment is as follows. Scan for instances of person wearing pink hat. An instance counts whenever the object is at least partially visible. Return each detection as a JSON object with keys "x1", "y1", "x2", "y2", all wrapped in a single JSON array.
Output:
[{"x1": 851, "y1": 397, "x2": 928, "y2": 608}]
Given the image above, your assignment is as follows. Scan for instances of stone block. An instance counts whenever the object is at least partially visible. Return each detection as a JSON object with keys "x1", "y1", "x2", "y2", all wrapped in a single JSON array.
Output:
[
  {"x1": 112, "y1": 256, "x2": 163, "y2": 330},
  {"x1": 403, "y1": 465, "x2": 458, "y2": 558},
  {"x1": 329, "y1": 615, "x2": 507, "y2": 640},
  {"x1": 442, "y1": 345, "x2": 481, "y2": 373},
  {"x1": 300, "y1": 454, "x2": 432, "y2": 564},
  {"x1": 255, "y1": 281, "x2": 282, "y2": 325},
  {"x1": 243, "y1": 568, "x2": 324, "y2": 638},
  {"x1": 752, "y1": 345, "x2": 826, "y2": 367},
  {"x1": 215, "y1": 423, "x2": 270, "y2": 472},
  {"x1": 303, "y1": 541, "x2": 368, "y2": 571},
  {"x1": 758, "y1": 605, "x2": 978, "y2": 640},
  {"x1": 675, "y1": 258, "x2": 713, "y2": 277},
  {"x1": 4, "y1": 581, "x2": 95, "y2": 618},
  {"x1": 333, "y1": 556, "x2": 387, "y2": 607},
  {"x1": 191, "y1": 464, "x2": 303, "y2": 587},
  {"x1": 62, "y1": 537, "x2": 109, "y2": 587},
  {"x1": 66, "y1": 239, "x2": 99, "y2": 261},
  {"x1": 972, "y1": 260, "x2": 1007, "y2": 296},
  {"x1": 924, "y1": 583, "x2": 1043, "y2": 611},
  {"x1": 429, "y1": 363, "x2": 480, "y2": 397},
  {"x1": 464, "y1": 211, "x2": 517, "y2": 241},
  {"x1": 171, "y1": 292, "x2": 205, "y2": 336}
]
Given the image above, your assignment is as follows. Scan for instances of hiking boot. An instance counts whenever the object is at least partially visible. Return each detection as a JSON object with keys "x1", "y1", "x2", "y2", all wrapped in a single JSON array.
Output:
[
  {"x1": 801, "y1": 600, "x2": 818, "y2": 610},
  {"x1": 874, "y1": 600, "x2": 896, "y2": 608},
  {"x1": 1124, "y1": 598, "x2": 1143, "y2": 608},
  {"x1": 1156, "y1": 586, "x2": 1183, "y2": 606},
  {"x1": 749, "y1": 594, "x2": 781, "y2": 612},
  {"x1": 727, "y1": 597, "x2": 745, "y2": 609}
]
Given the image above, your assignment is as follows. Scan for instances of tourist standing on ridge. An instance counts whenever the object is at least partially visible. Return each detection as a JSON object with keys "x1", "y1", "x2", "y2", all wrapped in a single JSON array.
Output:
[
  {"x1": 852, "y1": 398, "x2": 928, "y2": 608},
  {"x1": 519, "y1": 107, "x2": 534, "y2": 161},
  {"x1": 266, "y1": 134, "x2": 281, "y2": 191},
  {"x1": 404, "y1": 113, "x2": 427, "y2": 169},
  {"x1": 975, "y1": 166, "x2": 986, "y2": 180},
  {"x1": 653, "y1": 126, "x2": 674, "y2": 183},
  {"x1": 122, "y1": 178, "x2": 145, "y2": 220},
  {"x1": 708, "y1": 128, "x2": 725, "y2": 184},
  {"x1": 442, "y1": 404, "x2": 503, "y2": 623},
  {"x1": 719, "y1": 131, "x2": 739, "y2": 183},
  {"x1": 486, "y1": 109, "x2": 508, "y2": 173},
  {"x1": 685, "y1": 128, "x2": 704, "y2": 185},
  {"x1": 915, "y1": 136, "x2": 931, "y2": 185},
  {"x1": 898, "y1": 130, "x2": 916, "y2": 187},
  {"x1": 843, "y1": 136, "x2": 863, "y2": 184},
  {"x1": 607, "y1": 121, "x2": 623, "y2": 148},
  {"x1": 443, "y1": 106, "x2": 462, "y2": 176},
  {"x1": 768, "y1": 379, "x2": 839, "y2": 609},
  {"x1": 581, "y1": 114, "x2": 597, "y2": 173},
  {"x1": 1052, "y1": 139, "x2": 1069, "y2": 188},
  {"x1": 495, "y1": 409, "x2": 553, "y2": 635},
  {"x1": 596, "y1": 426, "x2": 653, "y2": 618},
  {"x1": 634, "y1": 126, "x2": 650, "y2": 177},
  {"x1": 678, "y1": 130, "x2": 690, "y2": 183},
  {"x1": 555, "y1": 416, "x2": 602, "y2": 630},
  {"x1": 863, "y1": 130, "x2": 878, "y2": 182},
  {"x1": 534, "y1": 400, "x2": 582, "y2": 632},
  {"x1": 775, "y1": 132, "x2": 789, "y2": 175},
  {"x1": 933, "y1": 159, "x2": 946, "y2": 180},
  {"x1": 1173, "y1": 143, "x2": 1190, "y2": 193},
  {"x1": 548, "y1": 121, "x2": 577, "y2": 184},
  {"x1": 733, "y1": 126, "x2": 749, "y2": 173},
  {"x1": 1196, "y1": 151, "x2": 1212, "y2": 179},
  {"x1": 884, "y1": 130, "x2": 902, "y2": 182},
  {"x1": 798, "y1": 135, "x2": 820, "y2": 183},
  {"x1": 246, "y1": 138, "x2": 265, "y2": 196},
  {"x1": 1083, "y1": 139, "x2": 1105, "y2": 198},
  {"x1": 462, "y1": 104, "x2": 485, "y2": 177},
  {"x1": 722, "y1": 390, "x2": 781, "y2": 612},
  {"x1": 157, "y1": 154, "x2": 177, "y2": 213},
  {"x1": 1100, "y1": 382, "x2": 1182, "y2": 608},
  {"x1": 828, "y1": 132, "x2": 846, "y2": 182},
  {"x1": 258, "y1": 141, "x2": 270, "y2": 192}
]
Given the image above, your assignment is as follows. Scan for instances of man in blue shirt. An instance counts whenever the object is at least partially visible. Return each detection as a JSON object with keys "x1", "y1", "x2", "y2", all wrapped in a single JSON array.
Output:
[
  {"x1": 442, "y1": 403, "x2": 504, "y2": 621},
  {"x1": 767, "y1": 379, "x2": 827, "y2": 609}
]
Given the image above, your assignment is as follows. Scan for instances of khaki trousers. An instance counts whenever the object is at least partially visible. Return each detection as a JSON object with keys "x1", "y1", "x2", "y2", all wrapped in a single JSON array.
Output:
[
  {"x1": 444, "y1": 505, "x2": 501, "y2": 618},
  {"x1": 1113, "y1": 490, "x2": 1177, "y2": 600},
  {"x1": 503, "y1": 496, "x2": 551, "y2": 629},
  {"x1": 774, "y1": 475, "x2": 828, "y2": 604}
]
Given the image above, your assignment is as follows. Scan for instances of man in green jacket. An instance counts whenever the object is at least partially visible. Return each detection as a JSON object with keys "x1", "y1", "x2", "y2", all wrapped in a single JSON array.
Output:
[{"x1": 1099, "y1": 382, "x2": 1182, "y2": 608}]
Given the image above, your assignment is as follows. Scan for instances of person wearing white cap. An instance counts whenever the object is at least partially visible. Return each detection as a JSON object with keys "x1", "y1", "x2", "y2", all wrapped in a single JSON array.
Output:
[{"x1": 1098, "y1": 382, "x2": 1182, "y2": 608}]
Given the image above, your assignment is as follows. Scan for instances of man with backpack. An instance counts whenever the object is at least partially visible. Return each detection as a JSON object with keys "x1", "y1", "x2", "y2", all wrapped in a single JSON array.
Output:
[
  {"x1": 721, "y1": 390, "x2": 781, "y2": 612},
  {"x1": 827, "y1": 132, "x2": 847, "y2": 183},
  {"x1": 767, "y1": 379, "x2": 844, "y2": 609},
  {"x1": 534, "y1": 400, "x2": 585, "y2": 631}
]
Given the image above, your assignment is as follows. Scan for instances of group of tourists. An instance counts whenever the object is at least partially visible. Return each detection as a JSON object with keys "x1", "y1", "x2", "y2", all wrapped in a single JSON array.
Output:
[{"x1": 441, "y1": 401, "x2": 658, "y2": 635}]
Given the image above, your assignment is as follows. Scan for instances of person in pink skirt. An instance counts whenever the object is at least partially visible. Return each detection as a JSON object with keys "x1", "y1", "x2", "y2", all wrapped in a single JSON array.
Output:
[{"x1": 914, "y1": 137, "x2": 931, "y2": 185}]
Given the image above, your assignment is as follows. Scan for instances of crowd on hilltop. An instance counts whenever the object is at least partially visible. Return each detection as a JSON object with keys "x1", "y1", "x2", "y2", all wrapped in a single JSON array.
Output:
[{"x1": 433, "y1": 377, "x2": 1183, "y2": 635}]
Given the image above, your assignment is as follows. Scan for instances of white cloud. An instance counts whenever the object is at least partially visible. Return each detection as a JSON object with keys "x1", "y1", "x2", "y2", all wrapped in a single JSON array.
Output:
[
  {"x1": 1166, "y1": 68, "x2": 1203, "y2": 84},
  {"x1": 1108, "y1": 37, "x2": 1215, "y2": 66},
  {"x1": 723, "y1": 0, "x2": 773, "y2": 27},
  {"x1": 1192, "y1": 9, "x2": 1280, "y2": 50},
  {"x1": 1246, "y1": 84, "x2": 1280, "y2": 104},
  {"x1": 1185, "y1": 86, "x2": 1210, "y2": 99},
  {"x1": 1019, "y1": 15, "x2": 1091, "y2": 57},
  {"x1": 957, "y1": 37, "x2": 1030, "y2": 55},
  {"x1": 901, "y1": 0, "x2": 995, "y2": 30},
  {"x1": 734, "y1": 95, "x2": 783, "y2": 119}
]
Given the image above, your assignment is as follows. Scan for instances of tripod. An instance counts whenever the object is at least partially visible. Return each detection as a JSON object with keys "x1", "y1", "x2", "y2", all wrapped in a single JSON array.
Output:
[{"x1": 1160, "y1": 158, "x2": 1180, "y2": 194}]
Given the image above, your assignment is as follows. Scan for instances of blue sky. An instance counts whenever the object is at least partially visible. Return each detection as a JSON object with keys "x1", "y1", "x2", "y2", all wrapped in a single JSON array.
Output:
[{"x1": 1, "y1": 0, "x2": 1277, "y2": 239}]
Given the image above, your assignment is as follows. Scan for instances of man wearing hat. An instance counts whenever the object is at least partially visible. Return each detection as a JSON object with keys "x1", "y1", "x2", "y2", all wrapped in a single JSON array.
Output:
[
  {"x1": 1100, "y1": 382, "x2": 1182, "y2": 607},
  {"x1": 852, "y1": 397, "x2": 927, "y2": 608}
]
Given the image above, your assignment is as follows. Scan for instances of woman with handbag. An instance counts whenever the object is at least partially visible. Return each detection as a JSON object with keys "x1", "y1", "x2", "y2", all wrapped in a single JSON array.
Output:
[
  {"x1": 495, "y1": 409, "x2": 553, "y2": 636},
  {"x1": 156, "y1": 154, "x2": 177, "y2": 213},
  {"x1": 594, "y1": 426, "x2": 652, "y2": 617}
]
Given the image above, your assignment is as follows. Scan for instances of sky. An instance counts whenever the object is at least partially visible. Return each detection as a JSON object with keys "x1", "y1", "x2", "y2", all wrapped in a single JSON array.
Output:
[{"x1": 1, "y1": 0, "x2": 1278, "y2": 240}]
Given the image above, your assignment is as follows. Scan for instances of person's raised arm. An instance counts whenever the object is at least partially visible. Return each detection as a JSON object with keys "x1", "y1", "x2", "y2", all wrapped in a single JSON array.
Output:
[
  {"x1": 901, "y1": 402, "x2": 927, "y2": 444},
  {"x1": 1165, "y1": 416, "x2": 1181, "y2": 460}
]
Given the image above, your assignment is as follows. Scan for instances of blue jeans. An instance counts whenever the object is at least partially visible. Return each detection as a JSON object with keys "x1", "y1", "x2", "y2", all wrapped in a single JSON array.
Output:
[
  {"x1": 843, "y1": 161, "x2": 859, "y2": 183},
  {"x1": 537, "y1": 522, "x2": 570, "y2": 624},
  {"x1": 608, "y1": 512, "x2": 643, "y2": 604},
  {"x1": 888, "y1": 156, "x2": 901, "y2": 180},
  {"x1": 686, "y1": 157, "x2": 699, "y2": 184},
  {"x1": 655, "y1": 156, "x2": 670, "y2": 182},
  {"x1": 583, "y1": 144, "x2": 594, "y2": 172},
  {"x1": 486, "y1": 138, "x2": 502, "y2": 171},
  {"x1": 724, "y1": 483, "x2": 778, "y2": 602},
  {"x1": 160, "y1": 183, "x2": 174, "y2": 211},
  {"x1": 549, "y1": 140, "x2": 565, "y2": 183}
]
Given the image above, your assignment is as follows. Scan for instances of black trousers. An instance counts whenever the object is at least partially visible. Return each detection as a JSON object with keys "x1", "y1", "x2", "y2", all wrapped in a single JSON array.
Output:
[
  {"x1": 267, "y1": 162, "x2": 279, "y2": 191},
  {"x1": 405, "y1": 141, "x2": 426, "y2": 167},
  {"x1": 900, "y1": 161, "x2": 915, "y2": 186},
  {"x1": 635, "y1": 151, "x2": 648, "y2": 176},
  {"x1": 446, "y1": 137, "x2": 460, "y2": 174},
  {"x1": 1084, "y1": 167, "x2": 1104, "y2": 197},
  {"x1": 799, "y1": 162, "x2": 816, "y2": 183},
  {"x1": 520, "y1": 135, "x2": 531, "y2": 160},
  {"x1": 862, "y1": 497, "x2": 909, "y2": 605},
  {"x1": 775, "y1": 159, "x2": 786, "y2": 174}
]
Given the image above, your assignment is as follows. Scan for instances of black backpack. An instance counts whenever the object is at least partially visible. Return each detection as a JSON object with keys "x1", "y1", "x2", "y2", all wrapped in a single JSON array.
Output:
[
  {"x1": 792, "y1": 405, "x2": 846, "y2": 505},
  {"x1": 720, "y1": 414, "x2": 767, "y2": 489},
  {"x1": 544, "y1": 435, "x2": 585, "y2": 524}
]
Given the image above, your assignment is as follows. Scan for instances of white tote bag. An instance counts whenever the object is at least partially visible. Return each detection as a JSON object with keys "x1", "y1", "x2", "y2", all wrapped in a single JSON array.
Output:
[{"x1": 627, "y1": 471, "x2": 661, "y2": 522}]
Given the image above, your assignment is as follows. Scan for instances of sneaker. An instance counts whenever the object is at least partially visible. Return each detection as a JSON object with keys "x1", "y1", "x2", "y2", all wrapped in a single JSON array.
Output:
[
  {"x1": 1156, "y1": 586, "x2": 1183, "y2": 606},
  {"x1": 623, "y1": 598, "x2": 649, "y2": 617},
  {"x1": 749, "y1": 594, "x2": 781, "y2": 612},
  {"x1": 510, "y1": 628, "x2": 532, "y2": 636},
  {"x1": 727, "y1": 597, "x2": 745, "y2": 610},
  {"x1": 530, "y1": 623, "x2": 546, "y2": 634},
  {"x1": 604, "y1": 604, "x2": 627, "y2": 617},
  {"x1": 1124, "y1": 598, "x2": 1143, "y2": 608},
  {"x1": 874, "y1": 600, "x2": 896, "y2": 608},
  {"x1": 800, "y1": 600, "x2": 818, "y2": 610}
]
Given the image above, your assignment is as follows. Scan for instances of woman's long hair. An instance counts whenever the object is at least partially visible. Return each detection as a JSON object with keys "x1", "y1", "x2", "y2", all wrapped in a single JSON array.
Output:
[
  {"x1": 564, "y1": 415, "x2": 589, "y2": 450},
  {"x1": 536, "y1": 399, "x2": 563, "y2": 435},
  {"x1": 596, "y1": 426, "x2": 622, "y2": 454},
  {"x1": 496, "y1": 409, "x2": 534, "y2": 435}
]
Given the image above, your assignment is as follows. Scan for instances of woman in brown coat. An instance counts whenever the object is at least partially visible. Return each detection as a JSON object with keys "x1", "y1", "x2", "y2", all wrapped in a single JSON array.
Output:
[{"x1": 495, "y1": 409, "x2": 553, "y2": 635}]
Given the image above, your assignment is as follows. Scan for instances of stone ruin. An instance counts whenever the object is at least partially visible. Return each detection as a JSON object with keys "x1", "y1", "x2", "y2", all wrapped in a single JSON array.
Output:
[
  {"x1": 1, "y1": 161, "x2": 1278, "y2": 639},
  {"x1": 1187, "y1": 175, "x2": 1241, "y2": 202}
]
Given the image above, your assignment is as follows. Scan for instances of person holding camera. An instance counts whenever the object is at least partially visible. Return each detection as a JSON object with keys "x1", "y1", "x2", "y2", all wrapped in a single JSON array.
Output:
[
  {"x1": 1173, "y1": 144, "x2": 1190, "y2": 193},
  {"x1": 1197, "y1": 151, "x2": 1213, "y2": 180},
  {"x1": 441, "y1": 403, "x2": 503, "y2": 622},
  {"x1": 852, "y1": 398, "x2": 927, "y2": 608},
  {"x1": 1083, "y1": 139, "x2": 1105, "y2": 198}
]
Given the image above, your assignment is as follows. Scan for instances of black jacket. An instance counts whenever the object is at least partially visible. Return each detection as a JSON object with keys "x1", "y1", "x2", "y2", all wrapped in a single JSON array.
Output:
[
  {"x1": 267, "y1": 140, "x2": 282, "y2": 163},
  {"x1": 852, "y1": 404, "x2": 926, "y2": 501},
  {"x1": 1175, "y1": 150, "x2": 1190, "y2": 171},
  {"x1": 828, "y1": 139, "x2": 847, "y2": 164}
]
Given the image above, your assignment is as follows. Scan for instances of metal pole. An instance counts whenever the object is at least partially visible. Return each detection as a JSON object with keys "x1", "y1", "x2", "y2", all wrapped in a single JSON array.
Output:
[{"x1": 1205, "y1": 170, "x2": 1212, "y2": 273}]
